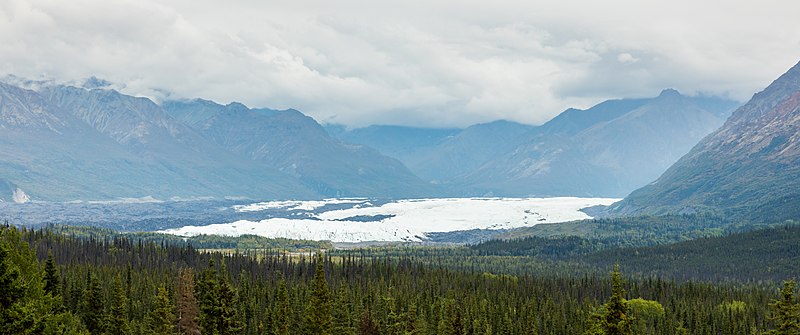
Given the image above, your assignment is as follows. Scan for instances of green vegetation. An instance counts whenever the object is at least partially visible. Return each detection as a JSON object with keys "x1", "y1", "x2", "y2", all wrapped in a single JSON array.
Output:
[
  {"x1": 470, "y1": 223, "x2": 800, "y2": 282},
  {"x1": 767, "y1": 280, "x2": 800, "y2": 335},
  {"x1": 43, "y1": 224, "x2": 332, "y2": 251},
  {"x1": 2, "y1": 223, "x2": 800, "y2": 334},
  {"x1": 499, "y1": 214, "x2": 778, "y2": 247},
  {"x1": 585, "y1": 265, "x2": 634, "y2": 335}
]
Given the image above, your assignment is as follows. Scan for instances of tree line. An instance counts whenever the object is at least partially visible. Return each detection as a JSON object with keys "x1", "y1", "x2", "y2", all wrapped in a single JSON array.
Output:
[{"x1": 1, "y1": 225, "x2": 799, "y2": 334}]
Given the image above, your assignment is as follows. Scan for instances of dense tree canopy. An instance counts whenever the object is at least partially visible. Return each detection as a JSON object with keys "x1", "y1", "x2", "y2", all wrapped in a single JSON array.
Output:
[{"x1": 0, "y1": 224, "x2": 796, "y2": 334}]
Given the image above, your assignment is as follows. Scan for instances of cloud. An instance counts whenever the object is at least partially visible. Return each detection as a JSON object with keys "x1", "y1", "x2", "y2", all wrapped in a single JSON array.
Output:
[
  {"x1": 1, "y1": 0, "x2": 799, "y2": 128},
  {"x1": 617, "y1": 53, "x2": 638, "y2": 63}
]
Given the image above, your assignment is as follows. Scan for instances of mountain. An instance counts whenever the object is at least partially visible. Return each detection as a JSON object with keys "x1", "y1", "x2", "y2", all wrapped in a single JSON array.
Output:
[
  {"x1": 458, "y1": 90, "x2": 739, "y2": 197},
  {"x1": 324, "y1": 124, "x2": 461, "y2": 162},
  {"x1": 0, "y1": 82, "x2": 317, "y2": 201},
  {"x1": 1, "y1": 81, "x2": 432, "y2": 201},
  {"x1": 329, "y1": 92, "x2": 737, "y2": 197},
  {"x1": 0, "y1": 77, "x2": 743, "y2": 202},
  {"x1": 402, "y1": 121, "x2": 536, "y2": 183},
  {"x1": 608, "y1": 60, "x2": 800, "y2": 221},
  {"x1": 328, "y1": 121, "x2": 536, "y2": 185},
  {"x1": 163, "y1": 99, "x2": 435, "y2": 198}
]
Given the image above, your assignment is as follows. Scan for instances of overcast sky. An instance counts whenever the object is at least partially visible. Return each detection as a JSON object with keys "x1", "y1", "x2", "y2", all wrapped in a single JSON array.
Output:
[{"x1": 1, "y1": 0, "x2": 799, "y2": 128}]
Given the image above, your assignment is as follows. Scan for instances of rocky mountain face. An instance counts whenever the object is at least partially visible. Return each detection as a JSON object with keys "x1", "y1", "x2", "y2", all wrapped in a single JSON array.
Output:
[
  {"x1": 609, "y1": 61, "x2": 800, "y2": 221},
  {"x1": 461, "y1": 90, "x2": 737, "y2": 197},
  {"x1": 163, "y1": 100, "x2": 435, "y2": 198},
  {"x1": 0, "y1": 76, "x2": 743, "y2": 202},
  {"x1": 1, "y1": 82, "x2": 427, "y2": 201},
  {"x1": 0, "y1": 82, "x2": 173, "y2": 201},
  {"x1": 332, "y1": 91, "x2": 737, "y2": 197}
]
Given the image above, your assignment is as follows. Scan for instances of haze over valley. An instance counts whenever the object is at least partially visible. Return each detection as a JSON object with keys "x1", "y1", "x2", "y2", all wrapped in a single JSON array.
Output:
[{"x1": 2, "y1": 2, "x2": 800, "y2": 334}]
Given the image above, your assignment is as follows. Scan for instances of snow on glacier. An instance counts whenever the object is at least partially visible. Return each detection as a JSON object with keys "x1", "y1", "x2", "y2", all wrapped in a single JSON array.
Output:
[{"x1": 160, "y1": 197, "x2": 618, "y2": 243}]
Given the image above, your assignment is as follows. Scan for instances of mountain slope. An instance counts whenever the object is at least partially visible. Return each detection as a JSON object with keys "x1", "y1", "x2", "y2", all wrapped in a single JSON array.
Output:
[
  {"x1": 329, "y1": 121, "x2": 536, "y2": 185},
  {"x1": 403, "y1": 120, "x2": 535, "y2": 183},
  {"x1": 0, "y1": 82, "x2": 158, "y2": 201},
  {"x1": 164, "y1": 100, "x2": 436, "y2": 198},
  {"x1": 324, "y1": 124, "x2": 461, "y2": 162},
  {"x1": 609, "y1": 61, "x2": 800, "y2": 220},
  {"x1": 0, "y1": 83, "x2": 316, "y2": 201},
  {"x1": 459, "y1": 90, "x2": 738, "y2": 197}
]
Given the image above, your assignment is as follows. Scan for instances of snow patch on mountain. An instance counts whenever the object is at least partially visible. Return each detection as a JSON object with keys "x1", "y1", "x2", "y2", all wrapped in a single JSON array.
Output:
[
  {"x1": 12, "y1": 188, "x2": 30, "y2": 203},
  {"x1": 160, "y1": 197, "x2": 618, "y2": 243}
]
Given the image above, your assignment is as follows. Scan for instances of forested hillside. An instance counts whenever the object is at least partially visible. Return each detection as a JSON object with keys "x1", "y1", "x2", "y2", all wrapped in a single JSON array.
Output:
[
  {"x1": 2, "y1": 225, "x2": 799, "y2": 334},
  {"x1": 474, "y1": 223, "x2": 800, "y2": 282}
]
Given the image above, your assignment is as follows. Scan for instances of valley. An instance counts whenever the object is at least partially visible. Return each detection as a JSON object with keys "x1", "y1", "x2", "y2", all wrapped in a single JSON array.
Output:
[{"x1": 2, "y1": 2, "x2": 799, "y2": 333}]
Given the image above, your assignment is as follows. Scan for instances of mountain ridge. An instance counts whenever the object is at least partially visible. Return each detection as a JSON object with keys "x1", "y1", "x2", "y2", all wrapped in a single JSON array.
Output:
[
  {"x1": 330, "y1": 90, "x2": 739, "y2": 197},
  {"x1": 608, "y1": 60, "x2": 800, "y2": 220}
]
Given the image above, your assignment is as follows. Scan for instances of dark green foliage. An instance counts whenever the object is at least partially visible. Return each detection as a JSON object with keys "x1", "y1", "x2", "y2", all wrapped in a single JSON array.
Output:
[
  {"x1": 45, "y1": 224, "x2": 332, "y2": 251},
  {"x1": 493, "y1": 214, "x2": 762, "y2": 250},
  {"x1": 474, "y1": 222, "x2": 800, "y2": 282},
  {"x1": 0, "y1": 242, "x2": 24, "y2": 308},
  {"x1": 0, "y1": 226, "x2": 83, "y2": 334},
  {"x1": 216, "y1": 264, "x2": 241, "y2": 334},
  {"x1": 5, "y1": 224, "x2": 800, "y2": 334},
  {"x1": 585, "y1": 266, "x2": 635, "y2": 335},
  {"x1": 305, "y1": 255, "x2": 332, "y2": 335},
  {"x1": 585, "y1": 224, "x2": 800, "y2": 282},
  {"x1": 0, "y1": 239, "x2": 28, "y2": 334},
  {"x1": 82, "y1": 271, "x2": 105, "y2": 334},
  {"x1": 149, "y1": 285, "x2": 176, "y2": 335},
  {"x1": 273, "y1": 276, "x2": 290, "y2": 335},
  {"x1": 602, "y1": 265, "x2": 633, "y2": 335},
  {"x1": 109, "y1": 275, "x2": 132, "y2": 335},
  {"x1": 197, "y1": 259, "x2": 241, "y2": 334},
  {"x1": 43, "y1": 251, "x2": 59, "y2": 297},
  {"x1": 767, "y1": 280, "x2": 800, "y2": 335},
  {"x1": 333, "y1": 287, "x2": 356, "y2": 335}
]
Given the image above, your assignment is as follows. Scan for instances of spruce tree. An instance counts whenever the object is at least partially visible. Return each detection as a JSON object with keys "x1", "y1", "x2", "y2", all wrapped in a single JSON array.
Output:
[
  {"x1": 108, "y1": 275, "x2": 131, "y2": 335},
  {"x1": 498, "y1": 311, "x2": 513, "y2": 335},
  {"x1": 149, "y1": 285, "x2": 176, "y2": 335},
  {"x1": 197, "y1": 259, "x2": 220, "y2": 335},
  {"x1": 0, "y1": 243, "x2": 23, "y2": 309},
  {"x1": 216, "y1": 262, "x2": 242, "y2": 335},
  {"x1": 42, "y1": 251, "x2": 60, "y2": 297},
  {"x1": 0, "y1": 241, "x2": 27, "y2": 334},
  {"x1": 82, "y1": 271, "x2": 105, "y2": 334},
  {"x1": 333, "y1": 288, "x2": 356, "y2": 335},
  {"x1": 273, "y1": 276, "x2": 290, "y2": 335},
  {"x1": 305, "y1": 254, "x2": 332, "y2": 335},
  {"x1": 404, "y1": 302, "x2": 424, "y2": 335},
  {"x1": 585, "y1": 264, "x2": 633, "y2": 335},
  {"x1": 767, "y1": 280, "x2": 800, "y2": 335},
  {"x1": 603, "y1": 265, "x2": 633, "y2": 335}
]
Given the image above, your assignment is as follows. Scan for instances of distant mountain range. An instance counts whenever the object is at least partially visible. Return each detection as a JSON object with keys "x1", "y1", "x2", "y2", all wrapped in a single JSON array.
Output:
[
  {"x1": 330, "y1": 90, "x2": 738, "y2": 197},
  {"x1": 0, "y1": 82, "x2": 429, "y2": 201},
  {"x1": 162, "y1": 100, "x2": 435, "y2": 197},
  {"x1": 608, "y1": 60, "x2": 800, "y2": 221},
  {"x1": 0, "y1": 77, "x2": 742, "y2": 203}
]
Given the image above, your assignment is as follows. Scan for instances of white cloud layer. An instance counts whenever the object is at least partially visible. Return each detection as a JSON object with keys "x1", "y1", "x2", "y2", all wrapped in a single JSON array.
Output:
[{"x1": 1, "y1": 0, "x2": 799, "y2": 127}]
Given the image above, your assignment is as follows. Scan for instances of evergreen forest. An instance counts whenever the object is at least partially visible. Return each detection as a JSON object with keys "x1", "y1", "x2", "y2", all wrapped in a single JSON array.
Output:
[{"x1": 2, "y1": 223, "x2": 800, "y2": 335}]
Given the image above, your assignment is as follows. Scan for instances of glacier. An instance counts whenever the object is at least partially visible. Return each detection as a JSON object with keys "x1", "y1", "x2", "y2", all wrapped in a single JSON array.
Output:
[{"x1": 159, "y1": 197, "x2": 618, "y2": 243}]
